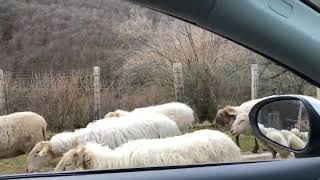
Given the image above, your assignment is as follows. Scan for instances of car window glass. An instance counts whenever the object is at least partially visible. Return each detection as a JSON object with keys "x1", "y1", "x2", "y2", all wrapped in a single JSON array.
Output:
[{"x1": 0, "y1": 0, "x2": 317, "y2": 175}]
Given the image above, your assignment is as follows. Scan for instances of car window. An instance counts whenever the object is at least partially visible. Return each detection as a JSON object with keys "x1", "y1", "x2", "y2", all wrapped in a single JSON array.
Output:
[
  {"x1": 304, "y1": 0, "x2": 320, "y2": 10},
  {"x1": 309, "y1": 0, "x2": 320, "y2": 6},
  {"x1": 0, "y1": 0, "x2": 317, "y2": 176}
]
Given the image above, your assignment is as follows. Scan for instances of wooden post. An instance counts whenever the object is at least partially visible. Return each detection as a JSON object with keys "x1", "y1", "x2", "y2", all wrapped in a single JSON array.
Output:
[
  {"x1": 251, "y1": 64, "x2": 259, "y2": 100},
  {"x1": 316, "y1": 88, "x2": 320, "y2": 99},
  {"x1": 94, "y1": 66, "x2": 101, "y2": 120},
  {"x1": 0, "y1": 70, "x2": 5, "y2": 115},
  {"x1": 173, "y1": 63, "x2": 184, "y2": 102}
]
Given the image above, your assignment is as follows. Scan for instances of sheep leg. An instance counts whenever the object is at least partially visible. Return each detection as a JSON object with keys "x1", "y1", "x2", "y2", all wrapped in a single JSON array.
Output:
[
  {"x1": 270, "y1": 149, "x2": 277, "y2": 159},
  {"x1": 235, "y1": 135, "x2": 240, "y2": 148},
  {"x1": 251, "y1": 138, "x2": 259, "y2": 153}
]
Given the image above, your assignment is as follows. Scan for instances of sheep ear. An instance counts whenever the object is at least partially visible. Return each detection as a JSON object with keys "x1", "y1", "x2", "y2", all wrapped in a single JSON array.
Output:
[
  {"x1": 74, "y1": 147, "x2": 86, "y2": 167},
  {"x1": 39, "y1": 142, "x2": 51, "y2": 156},
  {"x1": 224, "y1": 106, "x2": 237, "y2": 116}
]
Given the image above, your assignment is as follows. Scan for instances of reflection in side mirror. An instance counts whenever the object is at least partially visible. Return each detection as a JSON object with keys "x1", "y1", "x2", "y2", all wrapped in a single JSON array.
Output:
[{"x1": 257, "y1": 100, "x2": 309, "y2": 150}]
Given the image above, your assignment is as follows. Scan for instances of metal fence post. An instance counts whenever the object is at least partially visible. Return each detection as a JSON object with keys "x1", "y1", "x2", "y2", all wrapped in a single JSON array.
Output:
[
  {"x1": 173, "y1": 63, "x2": 184, "y2": 102},
  {"x1": 94, "y1": 66, "x2": 101, "y2": 120}
]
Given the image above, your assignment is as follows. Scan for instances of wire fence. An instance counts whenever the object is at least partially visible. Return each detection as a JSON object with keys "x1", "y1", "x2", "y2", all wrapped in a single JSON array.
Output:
[
  {"x1": 0, "y1": 63, "x2": 318, "y2": 131},
  {"x1": 0, "y1": 66, "x2": 176, "y2": 131}
]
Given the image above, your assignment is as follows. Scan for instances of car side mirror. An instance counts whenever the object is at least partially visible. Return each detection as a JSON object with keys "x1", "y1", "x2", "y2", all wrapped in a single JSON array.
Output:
[{"x1": 249, "y1": 95, "x2": 320, "y2": 158}]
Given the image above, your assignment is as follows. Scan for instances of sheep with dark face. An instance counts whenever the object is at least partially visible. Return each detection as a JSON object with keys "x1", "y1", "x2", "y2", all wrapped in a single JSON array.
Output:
[
  {"x1": 231, "y1": 113, "x2": 291, "y2": 159},
  {"x1": 214, "y1": 97, "x2": 274, "y2": 153}
]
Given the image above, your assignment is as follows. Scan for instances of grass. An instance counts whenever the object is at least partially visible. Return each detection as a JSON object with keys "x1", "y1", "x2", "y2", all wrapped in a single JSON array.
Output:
[
  {"x1": 0, "y1": 125, "x2": 256, "y2": 175},
  {"x1": 0, "y1": 131, "x2": 58, "y2": 175},
  {"x1": 0, "y1": 155, "x2": 27, "y2": 175}
]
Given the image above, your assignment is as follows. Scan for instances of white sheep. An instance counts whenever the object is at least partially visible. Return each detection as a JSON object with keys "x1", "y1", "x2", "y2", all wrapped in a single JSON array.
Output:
[
  {"x1": 287, "y1": 134, "x2": 306, "y2": 150},
  {"x1": 258, "y1": 124, "x2": 291, "y2": 159},
  {"x1": 290, "y1": 128, "x2": 309, "y2": 143},
  {"x1": 214, "y1": 96, "x2": 276, "y2": 153},
  {"x1": 231, "y1": 113, "x2": 291, "y2": 159},
  {"x1": 290, "y1": 128, "x2": 301, "y2": 137},
  {"x1": 280, "y1": 129, "x2": 295, "y2": 140},
  {"x1": 54, "y1": 129, "x2": 241, "y2": 172},
  {"x1": 27, "y1": 111, "x2": 181, "y2": 173},
  {"x1": 300, "y1": 132, "x2": 308, "y2": 142},
  {"x1": 104, "y1": 102, "x2": 195, "y2": 133},
  {"x1": 0, "y1": 111, "x2": 47, "y2": 159}
]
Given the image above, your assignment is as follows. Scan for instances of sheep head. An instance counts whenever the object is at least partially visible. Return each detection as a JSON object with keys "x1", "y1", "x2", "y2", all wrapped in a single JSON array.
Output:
[
  {"x1": 54, "y1": 146, "x2": 90, "y2": 172},
  {"x1": 214, "y1": 106, "x2": 237, "y2": 128},
  {"x1": 230, "y1": 113, "x2": 251, "y2": 136},
  {"x1": 290, "y1": 128, "x2": 301, "y2": 137},
  {"x1": 105, "y1": 111, "x2": 121, "y2": 118},
  {"x1": 26, "y1": 141, "x2": 55, "y2": 173}
]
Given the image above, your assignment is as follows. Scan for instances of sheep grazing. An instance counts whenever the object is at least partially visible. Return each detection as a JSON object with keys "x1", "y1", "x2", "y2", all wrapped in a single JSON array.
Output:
[
  {"x1": 54, "y1": 129, "x2": 241, "y2": 172},
  {"x1": 258, "y1": 124, "x2": 291, "y2": 159},
  {"x1": 231, "y1": 113, "x2": 291, "y2": 159},
  {"x1": 214, "y1": 97, "x2": 274, "y2": 153},
  {"x1": 105, "y1": 102, "x2": 195, "y2": 133},
  {"x1": 26, "y1": 111, "x2": 181, "y2": 173},
  {"x1": 0, "y1": 112, "x2": 47, "y2": 159}
]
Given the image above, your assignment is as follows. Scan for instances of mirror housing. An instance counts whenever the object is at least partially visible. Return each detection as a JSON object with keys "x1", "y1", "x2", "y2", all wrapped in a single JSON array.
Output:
[{"x1": 249, "y1": 95, "x2": 320, "y2": 158}]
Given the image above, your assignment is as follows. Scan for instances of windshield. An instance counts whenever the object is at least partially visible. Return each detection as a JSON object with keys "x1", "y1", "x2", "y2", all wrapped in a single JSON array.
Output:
[{"x1": 0, "y1": 0, "x2": 317, "y2": 176}]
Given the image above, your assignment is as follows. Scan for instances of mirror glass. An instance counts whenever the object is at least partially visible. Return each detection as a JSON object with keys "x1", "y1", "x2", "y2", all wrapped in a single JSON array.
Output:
[{"x1": 257, "y1": 100, "x2": 309, "y2": 150}]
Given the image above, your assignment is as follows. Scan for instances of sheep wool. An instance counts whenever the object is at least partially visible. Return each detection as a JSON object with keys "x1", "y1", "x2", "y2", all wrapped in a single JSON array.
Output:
[
  {"x1": 54, "y1": 129, "x2": 241, "y2": 171},
  {"x1": 287, "y1": 134, "x2": 306, "y2": 150},
  {"x1": 27, "y1": 111, "x2": 181, "y2": 172},
  {"x1": 105, "y1": 102, "x2": 195, "y2": 133},
  {"x1": 0, "y1": 112, "x2": 47, "y2": 159}
]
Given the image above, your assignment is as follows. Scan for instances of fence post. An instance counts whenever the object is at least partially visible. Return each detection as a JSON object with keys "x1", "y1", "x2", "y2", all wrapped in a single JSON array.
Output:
[
  {"x1": 251, "y1": 64, "x2": 259, "y2": 100},
  {"x1": 0, "y1": 69, "x2": 5, "y2": 115},
  {"x1": 317, "y1": 88, "x2": 320, "y2": 99},
  {"x1": 94, "y1": 66, "x2": 101, "y2": 120},
  {"x1": 173, "y1": 63, "x2": 184, "y2": 102}
]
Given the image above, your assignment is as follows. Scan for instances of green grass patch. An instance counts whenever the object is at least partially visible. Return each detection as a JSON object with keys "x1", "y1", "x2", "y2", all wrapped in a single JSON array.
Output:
[
  {"x1": 0, "y1": 127, "x2": 256, "y2": 175},
  {"x1": 0, "y1": 155, "x2": 27, "y2": 175}
]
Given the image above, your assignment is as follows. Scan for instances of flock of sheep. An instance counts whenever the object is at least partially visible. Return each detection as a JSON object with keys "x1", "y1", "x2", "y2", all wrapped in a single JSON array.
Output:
[
  {"x1": 215, "y1": 96, "x2": 309, "y2": 159},
  {"x1": 0, "y1": 98, "x2": 309, "y2": 173}
]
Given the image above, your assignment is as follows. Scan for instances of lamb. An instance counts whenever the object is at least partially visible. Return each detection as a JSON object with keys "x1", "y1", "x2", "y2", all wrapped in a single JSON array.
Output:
[
  {"x1": 104, "y1": 102, "x2": 195, "y2": 133},
  {"x1": 54, "y1": 129, "x2": 241, "y2": 172},
  {"x1": 0, "y1": 111, "x2": 47, "y2": 159},
  {"x1": 27, "y1": 111, "x2": 181, "y2": 173},
  {"x1": 214, "y1": 97, "x2": 275, "y2": 153},
  {"x1": 231, "y1": 113, "x2": 291, "y2": 159}
]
